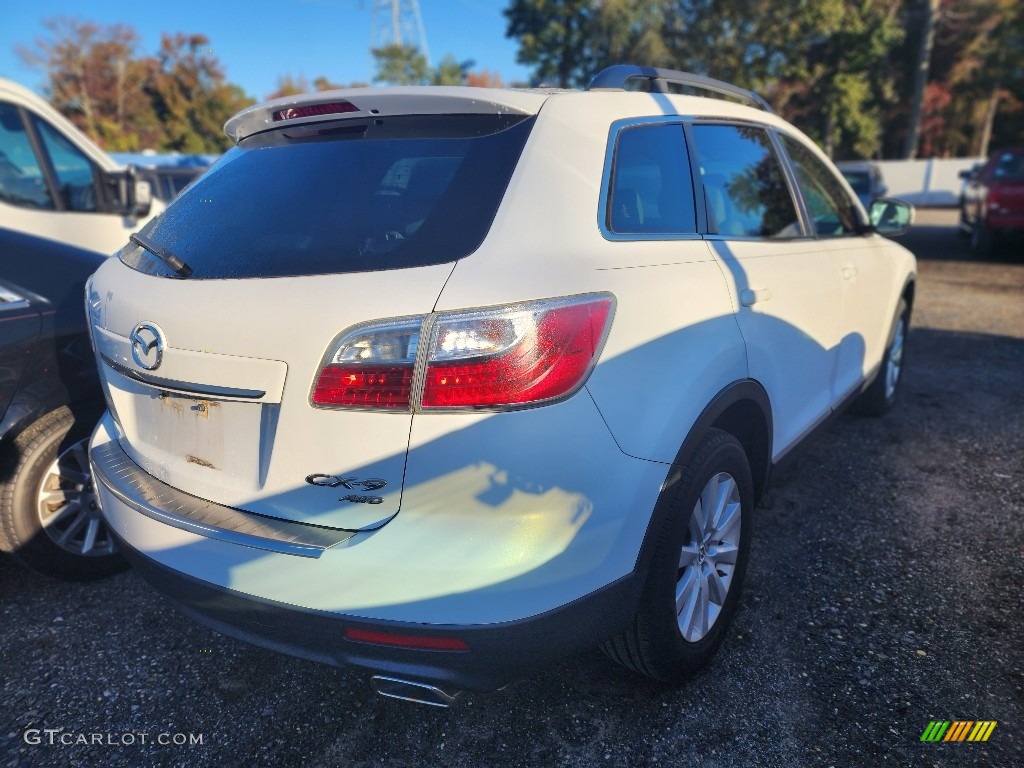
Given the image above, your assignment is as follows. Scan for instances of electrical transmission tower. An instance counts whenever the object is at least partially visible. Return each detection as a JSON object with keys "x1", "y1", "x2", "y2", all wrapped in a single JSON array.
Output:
[{"x1": 371, "y1": 0, "x2": 431, "y2": 65}]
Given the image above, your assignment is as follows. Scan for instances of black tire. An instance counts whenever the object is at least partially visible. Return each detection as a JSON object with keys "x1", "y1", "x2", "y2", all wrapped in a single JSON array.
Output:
[
  {"x1": 0, "y1": 407, "x2": 126, "y2": 581},
  {"x1": 970, "y1": 218, "x2": 994, "y2": 257},
  {"x1": 956, "y1": 208, "x2": 971, "y2": 239},
  {"x1": 603, "y1": 428, "x2": 753, "y2": 682},
  {"x1": 854, "y1": 298, "x2": 909, "y2": 417}
]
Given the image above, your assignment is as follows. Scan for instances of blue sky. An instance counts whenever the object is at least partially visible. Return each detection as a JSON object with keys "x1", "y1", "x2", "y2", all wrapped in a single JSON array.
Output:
[{"x1": 0, "y1": 0, "x2": 532, "y2": 100}]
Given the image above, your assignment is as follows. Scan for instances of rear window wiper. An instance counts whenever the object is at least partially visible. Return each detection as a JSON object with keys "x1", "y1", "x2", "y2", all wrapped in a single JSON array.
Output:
[{"x1": 129, "y1": 233, "x2": 193, "y2": 278}]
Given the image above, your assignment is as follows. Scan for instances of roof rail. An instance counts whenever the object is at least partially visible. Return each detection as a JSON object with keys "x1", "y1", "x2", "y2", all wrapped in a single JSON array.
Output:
[{"x1": 586, "y1": 65, "x2": 773, "y2": 113}]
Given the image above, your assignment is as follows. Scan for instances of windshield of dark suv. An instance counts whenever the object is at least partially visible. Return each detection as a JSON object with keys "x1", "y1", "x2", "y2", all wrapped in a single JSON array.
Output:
[
  {"x1": 993, "y1": 152, "x2": 1024, "y2": 180},
  {"x1": 120, "y1": 114, "x2": 534, "y2": 279}
]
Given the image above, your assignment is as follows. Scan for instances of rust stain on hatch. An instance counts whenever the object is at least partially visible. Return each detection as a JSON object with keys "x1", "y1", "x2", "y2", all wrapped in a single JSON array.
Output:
[
  {"x1": 186, "y1": 455, "x2": 217, "y2": 470},
  {"x1": 190, "y1": 400, "x2": 219, "y2": 418},
  {"x1": 158, "y1": 392, "x2": 185, "y2": 413},
  {"x1": 157, "y1": 393, "x2": 220, "y2": 420}
]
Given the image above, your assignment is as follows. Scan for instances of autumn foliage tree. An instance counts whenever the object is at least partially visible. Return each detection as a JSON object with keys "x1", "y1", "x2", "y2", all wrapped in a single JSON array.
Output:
[
  {"x1": 504, "y1": 0, "x2": 1024, "y2": 159},
  {"x1": 18, "y1": 18, "x2": 155, "y2": 150},
  {"x1": 19, "y1": 17, "x2": 253, "y2": 153},
  {"x1": 144, "y1": 33, "x2": 252, "y2": 153}
]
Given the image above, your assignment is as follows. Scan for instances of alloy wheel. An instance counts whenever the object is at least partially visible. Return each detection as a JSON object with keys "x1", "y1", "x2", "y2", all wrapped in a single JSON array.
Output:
[
  {"x1": 675, "y1": 471, "x2": 742, "y2": 642},
  {"x1": 885, "y1": 317, "x2": 906, "y2": 400},
  {"x1": 36, "y1": 438, "x2": 114, "y2": 557}
]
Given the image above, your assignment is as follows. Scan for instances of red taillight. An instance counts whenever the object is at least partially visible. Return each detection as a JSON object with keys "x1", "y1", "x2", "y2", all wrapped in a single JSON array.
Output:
[
  {"x1": 312, "y1": 365, "x2": 413, "y2": 408},
  {"x1": 310, "y1": 317, "x2": 422, "y2": 410},
  {"x1": 422, "y1": 301, "x2": 612, "y2": 408},
  {"x1": 310, "y1": 294, "x2": 614, "y2": 412},
  {"x1": 344, "y1": 628, "x2": 469, "y2": 651},
  {"x1": 272, "y1": 101, "x2": 360, "y2": 121}
]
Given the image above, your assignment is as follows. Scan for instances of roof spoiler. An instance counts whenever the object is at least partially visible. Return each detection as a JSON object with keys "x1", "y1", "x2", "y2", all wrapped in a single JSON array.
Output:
[{"x1": 223, "y1": 87, "x2": 545, "y2": 143}]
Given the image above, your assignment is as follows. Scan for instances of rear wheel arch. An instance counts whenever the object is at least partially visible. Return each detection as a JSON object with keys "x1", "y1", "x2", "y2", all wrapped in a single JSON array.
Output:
[
  {"x1": 633, "y1": 380, "x2": 772, "y2": 577},
  {"x1": 709, "y1": 396, "x2": 771, "y2": 505}
]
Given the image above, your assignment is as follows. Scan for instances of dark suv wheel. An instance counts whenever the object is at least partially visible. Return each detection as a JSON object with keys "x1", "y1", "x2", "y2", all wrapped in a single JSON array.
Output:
[{"x1": 0, "y1": 408, "x2": 125, "y2": 580}]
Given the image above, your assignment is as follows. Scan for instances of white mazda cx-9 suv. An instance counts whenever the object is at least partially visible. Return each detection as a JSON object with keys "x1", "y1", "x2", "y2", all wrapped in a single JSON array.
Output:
[{"x1": 87, "y1": 66, "x2": 916, "y2": 706}]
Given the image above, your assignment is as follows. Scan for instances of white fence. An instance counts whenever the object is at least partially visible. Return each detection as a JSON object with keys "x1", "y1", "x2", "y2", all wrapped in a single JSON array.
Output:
[{"x1": 873, "y1": 158, "x2": 984, "y2": 208}]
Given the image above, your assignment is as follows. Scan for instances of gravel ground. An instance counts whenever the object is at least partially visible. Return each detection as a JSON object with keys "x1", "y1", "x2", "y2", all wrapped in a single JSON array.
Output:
[{"x1": 2, "y1": 209, "x2": 1021, "y2": 767}]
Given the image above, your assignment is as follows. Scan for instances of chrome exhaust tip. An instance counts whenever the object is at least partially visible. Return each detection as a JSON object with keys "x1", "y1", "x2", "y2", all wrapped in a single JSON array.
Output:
[{"x1": 370, "y1": 675, "x2": 463, "y2": 707}]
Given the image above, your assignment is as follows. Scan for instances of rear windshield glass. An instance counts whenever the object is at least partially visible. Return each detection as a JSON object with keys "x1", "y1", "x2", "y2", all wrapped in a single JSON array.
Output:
[{"x1": 120, "y1": 114, "x2": 534, "y2": 279}]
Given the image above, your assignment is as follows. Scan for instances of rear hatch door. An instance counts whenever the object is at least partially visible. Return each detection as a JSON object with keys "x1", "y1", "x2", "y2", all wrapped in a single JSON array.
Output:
[{"x1": 89, "y1": 105, "x2": 537, "y2": 531}]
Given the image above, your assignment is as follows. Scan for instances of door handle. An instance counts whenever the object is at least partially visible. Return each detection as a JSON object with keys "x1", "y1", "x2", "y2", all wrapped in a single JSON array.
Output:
[
  {"x1": 739, "y1": 288, "x2": 772, "y2": 307},
  {"x1": 842, "y1": 264, "x2": 858, "y2": 280}
]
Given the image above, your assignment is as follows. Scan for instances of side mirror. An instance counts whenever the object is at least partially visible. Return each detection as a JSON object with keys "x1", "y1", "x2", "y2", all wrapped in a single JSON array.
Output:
[
  {"x1": 869, "y1": 198, "x2": 914, "y2": 237},
  {"x1": 123, "y1": 165, "x2": 152, "y2": 219},
  {"x1": 133, "y1": 178, "x2": 153, "y2": 218}
]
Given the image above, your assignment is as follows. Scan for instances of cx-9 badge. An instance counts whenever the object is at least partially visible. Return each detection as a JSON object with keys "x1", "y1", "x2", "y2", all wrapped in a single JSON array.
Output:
[{"x1": 306, "y1": 474, "x2": 388, "y2": 504}]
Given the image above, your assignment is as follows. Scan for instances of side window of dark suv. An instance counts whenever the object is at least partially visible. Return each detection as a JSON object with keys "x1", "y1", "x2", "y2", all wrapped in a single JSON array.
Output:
[
  {"x1": 607, "y1": 123, "x2": 696, "y2": 235},
  {"x1": 689, "y1": 124, "x2": 801, "y2": 239}
]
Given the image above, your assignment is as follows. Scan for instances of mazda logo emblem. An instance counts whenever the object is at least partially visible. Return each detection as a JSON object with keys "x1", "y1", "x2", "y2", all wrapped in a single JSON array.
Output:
[{"x1": 129, "y1": 322, "x2": 165, "y2": 371}]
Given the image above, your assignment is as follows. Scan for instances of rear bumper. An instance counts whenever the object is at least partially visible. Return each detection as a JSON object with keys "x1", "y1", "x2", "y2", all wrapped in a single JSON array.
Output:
[
  {"x1": 988, "y1": 216, "x2": 1024, "y2": 232},
  {"x1": 90, "y1": 396, "x2": 667, "y2": 691},
  {"x1": 111, "y1": 529, "x2": 642, "y2": 691},
  {"x1": 987, "y1": 209, "x2": 1024, "y2": 231}
]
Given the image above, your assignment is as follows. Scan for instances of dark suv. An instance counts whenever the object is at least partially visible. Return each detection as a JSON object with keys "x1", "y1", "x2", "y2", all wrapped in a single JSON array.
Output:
[{"x1": 0, "y1": 228, "x2": 124, "y2": 580}]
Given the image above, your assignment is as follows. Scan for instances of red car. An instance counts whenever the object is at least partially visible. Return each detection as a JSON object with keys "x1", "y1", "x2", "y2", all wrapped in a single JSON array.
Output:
[{"x1": 959, "y1": 147, "x2": 1024, "y2": 255}]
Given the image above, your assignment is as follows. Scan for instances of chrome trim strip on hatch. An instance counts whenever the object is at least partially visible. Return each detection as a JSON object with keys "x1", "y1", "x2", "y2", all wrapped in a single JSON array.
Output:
[
  {"x1": 101, "y1": 355, "x2": 267, "y2": 399},
  {"x1": 90, "y1": 441, "x2": 356, "y2": 558}
]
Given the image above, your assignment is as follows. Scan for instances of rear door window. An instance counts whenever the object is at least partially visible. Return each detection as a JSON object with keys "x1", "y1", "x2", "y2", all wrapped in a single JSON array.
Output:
[
  {"x1": 123, "y1": 114, "x2": 534, "y2": 279},
  {"x1": 607, "y1": 123, "x2": 696, "y2": 235},
  {"x1": 689, "y1": 124, "x2": 801, "y2": 239}
]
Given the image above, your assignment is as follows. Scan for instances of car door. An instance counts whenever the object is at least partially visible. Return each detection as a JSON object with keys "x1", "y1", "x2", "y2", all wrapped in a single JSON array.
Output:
[
  {"x1": 689, "y1": 122, "x2": 843, "y2": 458},
  {"x1": 0, "y1": 283, "x2": 42, "y2": 423},
  {"x1": 778, "y1": 133, "x2": 900, "y2": 401}
]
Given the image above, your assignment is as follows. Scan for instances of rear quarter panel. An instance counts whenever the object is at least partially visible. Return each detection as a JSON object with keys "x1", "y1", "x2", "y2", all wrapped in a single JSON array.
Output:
[{"x1": 433, "y1": 94, "x2": 747, "y2": 465}]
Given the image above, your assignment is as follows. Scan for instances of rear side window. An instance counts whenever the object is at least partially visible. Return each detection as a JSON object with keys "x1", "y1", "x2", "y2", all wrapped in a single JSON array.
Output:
[
  {"x1": 690, "y1": 124, "x2": 800, "y2": 239},
  {"x1": 782, "y1": 135, "x2": 859, "y2": 236},
  {"x1": 607, "y1": 124, "x2": 696, "y2": 235},
  {"x1": 122, "y1": 114, "x2": 534, "y2": 279}
]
